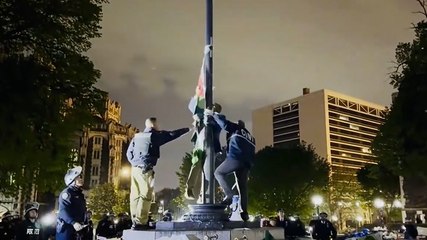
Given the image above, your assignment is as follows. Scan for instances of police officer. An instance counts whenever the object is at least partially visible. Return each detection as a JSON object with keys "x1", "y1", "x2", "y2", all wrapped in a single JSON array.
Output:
[
  {"x1": 56, "y1": 166, "x2": 87, "y2": 240},
  {"x1": 312, "y1": 212, "x2": 337, "y2": 240},
  {"x1": 15, "y1": 202, "x2": 42, "y2": 240},
  {"x1": 205, "y1": 109, "x2": 256, "y2": 222},
  {"x1": 126, "y1": 117, "x2": 189, "y2": 229}
]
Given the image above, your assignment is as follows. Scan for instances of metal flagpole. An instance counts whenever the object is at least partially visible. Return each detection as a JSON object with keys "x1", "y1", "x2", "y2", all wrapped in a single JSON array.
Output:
[{"x1": 204, "y1": 0, "x2": 215, "y2": 204}]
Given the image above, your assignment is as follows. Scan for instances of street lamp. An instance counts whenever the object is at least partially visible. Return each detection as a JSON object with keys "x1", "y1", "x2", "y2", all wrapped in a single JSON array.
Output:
[
  {"x1": 373, "y1": 198, "x2": 385, "y2": 209},
  {"x1": 311, "y1": 195, "x2": 323, "y2": 215},
  {"x1": 356, "y1": 215, "x2": 363, "y2": 231},
  {"x1": 373, "y1": 198, "x2": 385, "y2": 226},
  {"x1": 393, "y1": 199, "x2": 403, "y2": 208},
  {"x1": 120, "y1": 166, "x2": 130, "y2": 178}
]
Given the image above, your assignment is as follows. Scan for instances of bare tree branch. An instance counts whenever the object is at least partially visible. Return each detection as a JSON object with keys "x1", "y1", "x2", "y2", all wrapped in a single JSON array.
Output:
[{"x1": 416, "y1": 0, "x2": 427, "y2": 18}]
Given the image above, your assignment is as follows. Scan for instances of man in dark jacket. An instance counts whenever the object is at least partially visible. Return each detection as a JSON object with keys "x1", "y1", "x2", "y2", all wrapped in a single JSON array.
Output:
[
  {"x1": 312, "y1": 212, "x2": 337, "y2": 240},
  {"x1": 404, "y1": 218, "x2": 418, "y2": 240},
  {"x1": 56, "y1": 166, "x2": 87, "y2": 240},
  {"x1": 15, "y1": 202, "x2": 42, "y2": 240},
  {"x1": 126, "y1": 117, "x2": 189, "y2": 229},
  {"x1": 96, "y1": 214, "x2": 116, "y2": 239},
  {"x1": 206, "y1": 109, "x2": 256, "y2": 221}
]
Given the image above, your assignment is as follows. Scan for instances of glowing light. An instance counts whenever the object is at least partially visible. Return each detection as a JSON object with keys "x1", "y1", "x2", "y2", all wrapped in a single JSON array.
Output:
[
  {"x1": 331, "y1": 215, "x2": 338, "y2": 222},
  {"x1": 311, "y1": 195, "x2": 323, "y2": 206},
  {"x1": 373, "y1": 198, "x2": 385, "y2": 208}
]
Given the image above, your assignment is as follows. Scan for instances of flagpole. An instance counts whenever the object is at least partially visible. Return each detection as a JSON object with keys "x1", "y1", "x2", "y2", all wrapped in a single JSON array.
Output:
[{"x1": 204, "y1": 0, "x2": 215, "y2": 204}]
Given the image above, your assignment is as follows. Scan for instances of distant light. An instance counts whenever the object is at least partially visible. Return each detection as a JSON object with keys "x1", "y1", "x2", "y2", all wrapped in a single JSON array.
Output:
[
  {"x1": 120, "y1": 167, "x2": 130, "y2": 177},
  {"x1": 393, "y1": 199, "x2": 403, "y2": 208},
  {"x1": 311, "y1": 195, "x2": 323, "y2": 206},
  {"x1": 249, "y1": 215, "x2": 255, "y2": 222},
  {"x1": 373, "y1": 198, "x2": 385, "y2": 208},
  {"x1": 40, "y1": 213, "x2": 56, "y2": 226},
  {"x1": 114, "y1": 219, "x2": 119, "y2": 224},
  {"x1": 289, "y1": 216, "x2": 296, "y2": 221},
  {"x1": 356, "y1": 216, "x2": 363, "y2": 222},
  {"x1": 331, "y1": 215, "x2": 338, "y2": 222}
]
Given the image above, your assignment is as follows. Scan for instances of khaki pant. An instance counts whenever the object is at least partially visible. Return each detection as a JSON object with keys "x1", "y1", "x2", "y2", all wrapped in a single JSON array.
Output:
[{"x1": 130, "y1": 167, "x2": 154, "y2": 225}]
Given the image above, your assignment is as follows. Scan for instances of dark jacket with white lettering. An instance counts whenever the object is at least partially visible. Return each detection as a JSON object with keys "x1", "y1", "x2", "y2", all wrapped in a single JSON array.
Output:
[
  {"x1": 212, "y1": 114, "x2": 255, "y2": 168},
  {"x1": 126, "y1": 127, "x2": 190, "y2": 167},
  {"x1": 15, "y1": 219, "x2": 42, "y2": 240}
]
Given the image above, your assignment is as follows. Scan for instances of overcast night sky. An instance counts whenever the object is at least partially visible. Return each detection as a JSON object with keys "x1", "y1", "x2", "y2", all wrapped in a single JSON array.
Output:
[{"x1": 87, "y1": 0, "x2": 422, "y2": 190}]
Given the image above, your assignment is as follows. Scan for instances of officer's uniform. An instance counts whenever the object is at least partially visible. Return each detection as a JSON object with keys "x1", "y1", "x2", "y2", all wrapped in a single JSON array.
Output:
[
  {"x1": 15, "y1": 202, "x2": 42, "y2": 240},
  {"x1": 312, "y1": 213, "x2": 337, "y2": 240},
  {"x1": 126, "y1": 126, "x2": 189, "y2": 225},
  {"x1": 210, "y1": 113, "x2": 256, "y2": 221},
  {"x1": 56, "y1": 166, "x2": 87, "y2": 240}
]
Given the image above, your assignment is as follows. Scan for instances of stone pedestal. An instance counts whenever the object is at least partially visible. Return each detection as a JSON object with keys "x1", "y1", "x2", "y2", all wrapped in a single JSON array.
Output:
[{"x1": 122, "y1": 227, "x2": 285, "y2": 240}]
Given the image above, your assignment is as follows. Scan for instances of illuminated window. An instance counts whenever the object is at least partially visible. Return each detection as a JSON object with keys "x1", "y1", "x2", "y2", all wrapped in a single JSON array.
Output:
[
  {"x1": 339, "y1": 115, "x2": 349, "y2": 121},
  {"x1": 349, "y1": 124, "x2": 359, "y2": 130},
  {"x1": 361, "y1": 147, "x2": 372, "y2": 154}
]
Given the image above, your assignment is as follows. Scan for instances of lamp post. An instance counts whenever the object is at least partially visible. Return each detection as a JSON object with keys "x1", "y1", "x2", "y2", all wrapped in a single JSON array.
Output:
[
  {"x1": 356, "y1": 215, "x2": 363, "y2": 231},
  {"x1": 374, "y1": 198, "x2": 385, "y2": 226},
  {"x1": 311, "y1": 195, "x2": 323, "y2": 216}
]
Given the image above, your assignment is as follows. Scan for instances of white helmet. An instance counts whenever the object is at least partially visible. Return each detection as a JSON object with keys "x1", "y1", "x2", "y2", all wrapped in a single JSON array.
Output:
[
  {"x1": 64, "y1": 166, "x2": 82, "y2": 186},
  {"x1": 24, "y1": 202, "x2": 39, "y2": 216}
]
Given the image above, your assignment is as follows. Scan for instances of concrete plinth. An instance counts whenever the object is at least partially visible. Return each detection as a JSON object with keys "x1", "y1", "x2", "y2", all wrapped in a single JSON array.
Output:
[{"x1": 122, "y1": 227, "x2": 284, "y2": 240}]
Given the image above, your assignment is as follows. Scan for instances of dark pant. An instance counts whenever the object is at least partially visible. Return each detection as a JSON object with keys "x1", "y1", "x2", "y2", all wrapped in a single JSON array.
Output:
[{"x1": 214, "y1": 159, "x2": 249, "y2": 213}]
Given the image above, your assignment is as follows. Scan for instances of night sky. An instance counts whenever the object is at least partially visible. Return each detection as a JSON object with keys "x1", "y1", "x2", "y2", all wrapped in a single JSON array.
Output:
[{"x1": 87, "y1": 0, "x2": 422, "y2": 190}]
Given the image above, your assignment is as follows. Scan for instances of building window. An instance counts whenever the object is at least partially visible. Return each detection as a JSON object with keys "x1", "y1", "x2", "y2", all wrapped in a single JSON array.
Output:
[
  {"x1": 338, "y1": 115, "x2": 349, "y2": 121},
  {"x1": 349, "y1": 124, "x2": 359, "y2": 130},
  {"x1": 93, "y1": 150, "x2": 100, "y2": 159},
  {"x1": 92, "y1": 166, "x2": 99, "y2": 176},
  {"x1": 94, "y1": 137, "x2": 102, "y2": 145},
  {"x1": 361, "y1": 147, "x2": 372, "y2": 154}
]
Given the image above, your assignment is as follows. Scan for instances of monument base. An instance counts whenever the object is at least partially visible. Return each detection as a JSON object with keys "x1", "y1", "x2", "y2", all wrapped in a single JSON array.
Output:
[
  {"x1": 122, "y1": 226, "x2": 285, "y2": 240},
  {"x1": 156, "y1": 220, "x2": 261, "y2": 230}
]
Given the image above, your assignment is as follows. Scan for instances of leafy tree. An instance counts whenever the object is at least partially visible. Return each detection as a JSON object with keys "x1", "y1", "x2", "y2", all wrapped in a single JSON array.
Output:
[
  {"x1": 372, "y1": 0, "x2": 427, "y2": 180},
  {"x1": 0, "y1": 0, "x2": 108, "y2": 196},
  {"x1": 87, "y1": 183, "x2": 130, "y2": 221},
  {"x1": 248, "y1": 144, "x2": 329, "y2": 220},
  {"x1": 173, "y1": 153, "x2": 193, "y2": 210},
  {"x1": 357, "y1": 163, "x2": 400, "y2": 204},
  {"x1": 113, "y1": 189, "x2": 130, "y2": 216}
]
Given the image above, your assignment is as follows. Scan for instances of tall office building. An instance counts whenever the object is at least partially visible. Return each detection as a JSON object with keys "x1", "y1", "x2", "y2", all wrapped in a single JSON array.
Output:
[
  {"x1": 77, "y1": 99, "x2": 138, "y2": 189},
  {"x1": 253, "y1": 88, "x2": 385, "y2": 190}
]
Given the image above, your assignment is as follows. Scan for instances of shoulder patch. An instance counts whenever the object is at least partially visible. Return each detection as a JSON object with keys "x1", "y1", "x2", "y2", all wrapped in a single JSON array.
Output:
[{"x1": 61, "y1": 192, "x2": 70, "y2": 200}]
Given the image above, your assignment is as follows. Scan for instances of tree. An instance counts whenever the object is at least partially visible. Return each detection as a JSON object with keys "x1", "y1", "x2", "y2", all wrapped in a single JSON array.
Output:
[
  {"x1": 357, "y1": 163, "x2": 400, "y2": 204},
  {"x1": 0, "y1": 0, "x2": 108, "y2": 196},
  {"x1": 372, "y1": 0, "x2": 427, "y2": 180},
  {"x1": 357, "y1": 164, "x2": 402, "y2": 223},
  {"x1": 173, "y1": 153, "x2": 193, "y2": 210},
  {"x1": 248, "y1": 144, "x2": 329, "y2": 219},
  {"x1": 113, "y1": 189, "x2": 130, "y2": 216},
  {"x1": 87, "y1": 183, "x2": 129, "y2": 221}
]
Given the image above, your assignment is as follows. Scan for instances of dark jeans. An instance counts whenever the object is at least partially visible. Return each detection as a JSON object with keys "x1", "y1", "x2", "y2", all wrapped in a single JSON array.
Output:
[{"x1": 214, "y1": 159, "x2": 249, "y2": 213}]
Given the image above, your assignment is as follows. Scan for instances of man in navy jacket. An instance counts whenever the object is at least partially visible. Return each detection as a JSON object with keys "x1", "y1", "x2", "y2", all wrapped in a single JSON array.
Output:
[
  {"x1": 205, "y1": 109, "x2": 255, "y2": 221},
  {"x1": 126, "y1": 117, "x2": 189, "y2": 229},
  {"x1": 56, "y1": 166, "x2": 86, "y2": 240}
]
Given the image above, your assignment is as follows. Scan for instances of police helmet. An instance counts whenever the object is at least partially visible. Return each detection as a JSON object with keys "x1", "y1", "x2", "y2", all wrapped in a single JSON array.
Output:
[
  {"x1": 64, "y1": 166, "x2": 82, "y2": 186},
  {"x1": 24, "y1": 202, "x2": 39, "y2": 216},
  {"x1": 319, "y1": 212, "x2": 328, "y2": 218}
]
